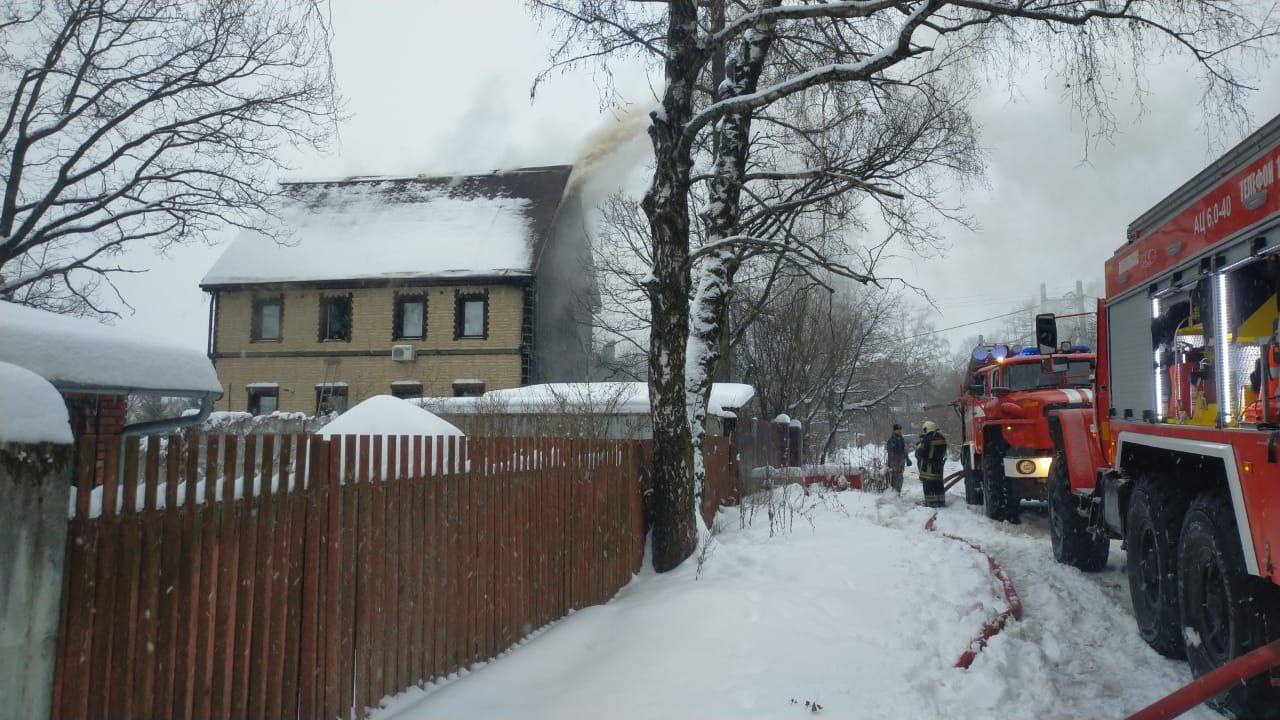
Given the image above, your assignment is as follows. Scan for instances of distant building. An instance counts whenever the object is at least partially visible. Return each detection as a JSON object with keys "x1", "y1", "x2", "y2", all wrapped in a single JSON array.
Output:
[{"x1": 200, "y1": 165, "x2": 595, "y2": 414}]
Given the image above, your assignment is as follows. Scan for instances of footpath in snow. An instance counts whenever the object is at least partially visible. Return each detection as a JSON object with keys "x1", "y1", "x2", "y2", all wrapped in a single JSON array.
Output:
[{"x1": 375, "y1": 467, "x2": 1212, "y2": 720}]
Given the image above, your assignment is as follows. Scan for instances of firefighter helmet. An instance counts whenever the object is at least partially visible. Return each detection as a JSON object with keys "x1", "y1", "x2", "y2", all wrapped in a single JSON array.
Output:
[{"x1": 921, "y1": 420, "x2": 938, "y2": 433}]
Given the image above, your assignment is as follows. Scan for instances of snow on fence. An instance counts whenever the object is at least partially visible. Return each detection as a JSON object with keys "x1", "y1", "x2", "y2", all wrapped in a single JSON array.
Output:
[{"x1": 51, "y1": 432, "x2": 738, "y2": 720}]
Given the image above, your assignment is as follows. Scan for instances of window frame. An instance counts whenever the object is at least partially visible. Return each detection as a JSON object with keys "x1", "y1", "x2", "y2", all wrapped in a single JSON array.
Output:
[
  {"x1": 452, "y1": 380, "x2": 486, "y2": 397},
  {"x1": 315, "y1": 385, "x2": 349, "y2": 415},
  {"x1": 317, "y1": 293, "x2": 354, "y2": 343},
  {"x1": 393, "y1": 293, "x2": 428, "y2": 341},
  {"x1": 247, "y1": 385, "x2": 280, "y2": 415},
  {"x1": 250, "y1": 296, "x2": 284, "y2": 343},
  {"x1": 454, "y1": 289, "x2": 489, "y2": 340},
  {"x1": 390, "y1": 381, "x2": 424, "y2": 399}
]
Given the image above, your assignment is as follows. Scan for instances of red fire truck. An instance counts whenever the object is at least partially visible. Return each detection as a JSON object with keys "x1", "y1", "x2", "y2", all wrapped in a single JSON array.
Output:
[
  {"x1": 1044, "y1": 116, "x2": 1280, "y2": 717},
  {"x1": 958, "y1": 344, "x2": 1096, "y2": 523}
]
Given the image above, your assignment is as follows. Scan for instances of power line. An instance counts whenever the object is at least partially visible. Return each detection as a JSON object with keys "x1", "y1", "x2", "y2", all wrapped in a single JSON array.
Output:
[{"x1": 903, "y1": 308, "x2": 1029, "y2": 341}]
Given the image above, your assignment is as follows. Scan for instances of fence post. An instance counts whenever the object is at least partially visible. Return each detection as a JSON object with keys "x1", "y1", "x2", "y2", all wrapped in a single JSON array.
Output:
[{"x1": 0, "y1": 439, "x2": 75, "y2": 720}]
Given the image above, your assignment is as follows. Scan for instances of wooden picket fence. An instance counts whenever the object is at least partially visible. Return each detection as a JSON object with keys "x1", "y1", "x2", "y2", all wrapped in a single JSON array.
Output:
[
  {"x1": 50, "y1": 433, "x2": 654, "y2": 720},
  {"x1": 701, "y1": 436, "x2": 738, "y2": 525}
]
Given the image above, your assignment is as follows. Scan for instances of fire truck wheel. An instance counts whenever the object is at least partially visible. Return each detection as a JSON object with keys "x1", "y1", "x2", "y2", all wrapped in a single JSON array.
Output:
[
  {"x1": 1178, "y1": 492, "x2": 1280, "y2": 719},
  {"x1": 1047, "y1": 457, "x2": 1108, "y2": 572},
  {"x1": 982, "y1": 450, "x2": 1019, "y2": 523},
  {"x1": 963, "y1": 453, "x2": 983, "y2": 505},
  {"x1": 1125, "y1": 477, "x2": 1187, "y2": 658}
]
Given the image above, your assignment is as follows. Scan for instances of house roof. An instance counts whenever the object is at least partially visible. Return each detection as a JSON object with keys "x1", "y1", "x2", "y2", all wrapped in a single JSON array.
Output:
[
  {"x1": 0, "y1": 301, "x2": 223, "y2": 396},
  {"x1": 201, "y1": 165, "x2": 574, "y2": 288}
]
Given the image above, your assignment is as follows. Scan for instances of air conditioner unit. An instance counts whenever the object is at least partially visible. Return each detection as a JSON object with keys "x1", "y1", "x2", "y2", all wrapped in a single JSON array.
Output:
[{"x1": 391, "y1": 344, "x2": 415, "y2": 363}]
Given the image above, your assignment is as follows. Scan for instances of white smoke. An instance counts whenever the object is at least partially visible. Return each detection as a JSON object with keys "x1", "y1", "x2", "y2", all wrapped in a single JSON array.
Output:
[{"x1": 564, "y1": 103, "x2": 654, "y2": 200}]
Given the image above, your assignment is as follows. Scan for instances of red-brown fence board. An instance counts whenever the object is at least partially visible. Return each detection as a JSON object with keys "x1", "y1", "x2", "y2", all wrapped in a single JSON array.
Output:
[{"x1": 51, "y1": 432, "x2": 738, "y2": 720}]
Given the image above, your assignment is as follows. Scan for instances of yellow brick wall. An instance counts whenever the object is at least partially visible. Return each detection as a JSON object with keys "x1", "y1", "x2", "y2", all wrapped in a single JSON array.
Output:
[
  {"x1": 212, "y1": 354, "x2": 522, "y2": 413},
  {"x1": 214, "y1": 284, "x2": 523, "y2": 353},
  {"x1": 209, "y1": 283, "x2": 527, "y2": 413}
]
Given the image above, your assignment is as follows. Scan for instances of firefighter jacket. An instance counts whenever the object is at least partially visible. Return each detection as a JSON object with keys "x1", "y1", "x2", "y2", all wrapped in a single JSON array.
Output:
[
  {"x1": 886, "y1": 432, "x2": 907, "y2": 460},
  {"x1": 915, "y1": 431, "x2": 947, "y2": 481}
]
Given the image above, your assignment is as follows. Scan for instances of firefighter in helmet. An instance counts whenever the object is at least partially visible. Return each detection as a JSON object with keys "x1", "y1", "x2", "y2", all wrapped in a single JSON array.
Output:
[
  {"x1": 915, "y1": 420, "x2": 948, "y2": 507},
  {"x1": 885, "y1": 423, "x2": 911, "y2": 493}
]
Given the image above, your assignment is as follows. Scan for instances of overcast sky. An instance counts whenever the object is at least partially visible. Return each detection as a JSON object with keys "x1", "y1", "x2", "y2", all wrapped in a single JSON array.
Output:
[{"x1": 110, "y1": 1, "x2": 1280, "y2": 354}]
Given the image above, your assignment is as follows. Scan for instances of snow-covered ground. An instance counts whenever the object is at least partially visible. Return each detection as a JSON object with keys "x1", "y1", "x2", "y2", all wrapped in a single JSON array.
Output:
[{"x1": 373, "y1": 462, "x2": 1212, "y2": 720}]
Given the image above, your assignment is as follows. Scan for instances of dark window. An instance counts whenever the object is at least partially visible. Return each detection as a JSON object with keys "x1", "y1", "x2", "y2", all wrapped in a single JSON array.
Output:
[
  {"x1": 390, "y1": 382, "x2": 423, "y2": 399},
  {"x1": 315, "y1": 385, "x2": 348, "y2": 415},
  {"x1": 251, "y1": 297, "x2": 283, "y2": 342},
  {"x1": 318, "y1": 294, "x2": 353, "y2": 342},
  {"x1": 247, "y1": 385, "x2": 279, "y2": 415},
  {"x1": 452, "y1": 380, "x2": 485, "y2": 397},
  {"x1": 393, "y1": 294, "x2": 427, "y2": 340},
  {"x1": 454, "y1": 290, "x2": 488, "y2": 339},
  {"x1": 1002, "y1": 360, "x2": 1095, "y2": 391}
]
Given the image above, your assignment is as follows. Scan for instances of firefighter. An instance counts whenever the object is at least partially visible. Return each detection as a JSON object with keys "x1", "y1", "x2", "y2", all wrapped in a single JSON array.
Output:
[
  {"x1": 915, "y1": 420, "x2": 948, "y2": 507},
  {"x1": 884, "y1": 423, "x2": 911, "y2": 493}
]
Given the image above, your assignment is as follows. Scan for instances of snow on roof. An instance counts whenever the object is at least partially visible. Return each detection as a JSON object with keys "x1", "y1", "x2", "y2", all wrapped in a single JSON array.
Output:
[
  {"x1": 424, "y1": 382, "x2": 756, "y2": 419},
  {"x1": 318, "y1": 395, "x2": 464, "y2": 438},
  {"x1": 0, "y1": 302, "x2": 222, "y2": 395},
  {"x1": 201, "y1": 165, "x2": 573, "y2": 286},
  {"x1": 708, "y1": 383, "x2": 756, "y2": 417},
  {"x1": 0, "y1": 361, "x2": 73, "y2": 445}
]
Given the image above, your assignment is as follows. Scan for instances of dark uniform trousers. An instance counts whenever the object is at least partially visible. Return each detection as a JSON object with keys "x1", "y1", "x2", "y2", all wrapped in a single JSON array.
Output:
[{"x1": 915, "y1": 431, "x2": 948, "y2": 507}]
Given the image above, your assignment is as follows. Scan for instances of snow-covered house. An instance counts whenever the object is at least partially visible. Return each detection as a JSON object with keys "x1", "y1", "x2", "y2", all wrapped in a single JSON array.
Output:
[
  {"x1": 0, "y1": 301, "x2": 223, "y2": 438},
  {"x1": 200, "y1": 165, "x2": 595, "y2": 415}
]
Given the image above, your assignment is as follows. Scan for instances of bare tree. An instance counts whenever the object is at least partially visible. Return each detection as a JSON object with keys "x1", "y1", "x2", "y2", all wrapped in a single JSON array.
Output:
[
  {"x1": 533, "y1": 0, "x2": 1275, "y2": 570},
  {"x1": 0, "y1": 0, "x2": 338, "y2": 316},
  {"x1": 735, "y1": 278, "x2": 935, "y2": 460}
]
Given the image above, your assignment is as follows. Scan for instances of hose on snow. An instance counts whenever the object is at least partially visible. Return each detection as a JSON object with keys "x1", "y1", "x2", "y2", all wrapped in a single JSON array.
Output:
[{"x1": 923, "y1": 513, "x2": 1024, "y2": 669}]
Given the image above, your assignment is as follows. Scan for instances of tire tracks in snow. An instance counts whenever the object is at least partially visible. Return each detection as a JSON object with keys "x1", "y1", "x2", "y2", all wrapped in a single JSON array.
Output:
[{"x1": 867, "y1": 484, "x2": 1217, "y2": 719}]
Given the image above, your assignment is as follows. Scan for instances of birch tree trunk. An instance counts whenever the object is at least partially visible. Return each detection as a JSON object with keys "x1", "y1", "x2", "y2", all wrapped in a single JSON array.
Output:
[
  {"x1": 642, "y1": 0, "x2": 701, "y2": 572},
  {"x1": 686, "y1": 4, "x2": 778, "y2": 524}
]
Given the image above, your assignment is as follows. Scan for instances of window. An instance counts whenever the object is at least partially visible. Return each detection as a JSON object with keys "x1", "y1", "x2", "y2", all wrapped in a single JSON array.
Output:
[
  {"x1": 247, "y1": 385, "x2": 279, "y2": 415},
  {"x1": 315, "y1": 385, "x2": 348, "y2": 415},
  {"x1": 454, "y1": 290, "x2": 488, "y2": 339},
  {"x1": 251, "y1": 297, "x2": 283, "y2": 342},
  {"x1": 390, "y1": 381, "x2": 423, "y2": 399},
  {"x1": 1002, "y1": 360, "x2": 1095, "y2": 391},
  {"x1": 318, "y1": 294, "x2": 353, "y2": 342},
  {"x1": 394, "y1": 294, "x2": 427, "y2": 340},
  {"x1": 452, "y1": 380, "x2": 485, "y2": 397}
]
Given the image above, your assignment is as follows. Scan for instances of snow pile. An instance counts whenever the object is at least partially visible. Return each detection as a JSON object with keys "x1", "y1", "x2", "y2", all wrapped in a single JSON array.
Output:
[
  {"x1": 319, "y1": 395, "x2": 463, "y2": 438},
  {"x1": 430, "y1": 382, "x2": 754, "y2": 419},
  {"x1": 832, "y1": 443, "x2": 888, "y2": 470},
  {"x1": 200, "y1": 410, "x2": 320, "y2": 435},
  {"x1": 374, "y1": 470, "x2": 1209, "y2": 720},
  {"x1": 202, "y1": 180, "x2": 532, "y2": 285},
  {"x1": 482, "y1": 382, "x2": 649, "y2": 414},
  {"x1": 0, "y1": 361, "x2": 72, "y2": 445},
  {"x1": 0, "y1": 301, "x2": 222, "y2": 395}
]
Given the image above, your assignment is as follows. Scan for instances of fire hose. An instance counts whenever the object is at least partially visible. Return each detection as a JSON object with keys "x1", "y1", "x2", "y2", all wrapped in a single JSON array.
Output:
[
  {"x1": 928, "y1": 474, "x2": 1280, "y2": 718},
  {"x1": 923, "y1": 513, "x2": 1023, "y2": 669},
  {"x1": 1124, "y1": 639, "x2": 1280, "y2": 719}
]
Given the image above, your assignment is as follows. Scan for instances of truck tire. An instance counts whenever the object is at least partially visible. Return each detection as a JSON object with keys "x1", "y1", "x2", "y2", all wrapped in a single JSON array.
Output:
[
  {"x1": 1125, "y1": 477, "x2": 1186, "y2": 658},
  {"x1": 982, "y1": 449, "x2": 1018, "y2": 522},
  {"x1": 963, "y1": 452, "x2": 983, "y2": 506},
  {"x1": 1047, "y1": 456, "x2": 1108, "y2": 572},
  {"x1": 1178, "y1": 492, "x2": 1280, "y2": 719}
]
